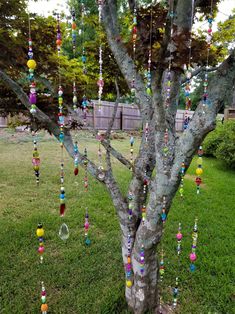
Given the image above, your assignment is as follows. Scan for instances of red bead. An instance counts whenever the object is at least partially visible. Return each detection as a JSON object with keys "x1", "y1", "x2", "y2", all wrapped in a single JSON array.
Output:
[
  {"x1": 60, "y1": 204, "x2": 66, "y2": 216},
  {"x1": 195, "y1": 177, "x2": 202, "y2": 185},
  {"x1": 74, "y1": 167, "x2": 79, "y2": 176}
]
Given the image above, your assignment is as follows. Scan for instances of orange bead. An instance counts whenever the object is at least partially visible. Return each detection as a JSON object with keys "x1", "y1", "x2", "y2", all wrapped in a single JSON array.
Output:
[
  {"x1": 56, "y1": 39, "x2": 62, "y2": 46},
  {"x1": 127, "y1": 257, "x2": 131, "y2": 263},
  {"x1": 72, "y1": 23, "x2": 76, "y2": 30},
  {"x1": 41, "y1": 304, "x2": 48, "y2": 311}
]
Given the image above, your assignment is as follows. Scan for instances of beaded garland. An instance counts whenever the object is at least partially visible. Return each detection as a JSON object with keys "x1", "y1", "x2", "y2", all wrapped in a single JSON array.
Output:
[
  {"x1": 195, "y1": 146, "x2": 203, "y2": 194},
  {"x1": 163, "y1": 129, "x2": 169, "y2": 173},
  {"x1": 161, "y1": 196, "x2": 167, "y2": 223},
  {"x1": 189, "y1": 218, "x2": 198, "y2": 272},
  {"x1": 183, "y1": 65, "x2": 192, "y2": 130}
]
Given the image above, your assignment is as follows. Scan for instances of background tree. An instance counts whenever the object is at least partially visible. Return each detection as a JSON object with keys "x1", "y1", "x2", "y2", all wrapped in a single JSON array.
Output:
[{"x1": 0, "y1": 0, "x2": 235, "y2": 313}]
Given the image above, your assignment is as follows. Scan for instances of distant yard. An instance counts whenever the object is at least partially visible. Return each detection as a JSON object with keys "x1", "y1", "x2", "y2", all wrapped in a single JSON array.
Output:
[{"x1": 0, "y1": 129, "x2": 234, "y2": 313}]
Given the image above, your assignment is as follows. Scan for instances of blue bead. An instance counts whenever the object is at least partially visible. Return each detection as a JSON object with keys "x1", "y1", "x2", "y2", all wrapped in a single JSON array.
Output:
[
  {"x1": 60, "y1": 194, "x2": 65, "y2": 199},
  {"x1": 190, "y1": 263, "x2": 196, "y2": 272},
  {"x1": 161, "y1": 213, "x2": 167, "y2": 221},
  {"x1": 85, "y1": 238, "x2": 91, "y2": 246},
  {"x1": 59, "y1": 133, "x2": 64, "y2": 140},
  {"x1": 82, "y1": 55, "x2": 87, "y2": 62}
]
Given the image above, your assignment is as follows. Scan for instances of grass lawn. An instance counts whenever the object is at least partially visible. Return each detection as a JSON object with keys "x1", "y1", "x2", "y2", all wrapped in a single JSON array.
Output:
[{"x1": 0, "y1": 129, "x2": 234, "y2": 314}]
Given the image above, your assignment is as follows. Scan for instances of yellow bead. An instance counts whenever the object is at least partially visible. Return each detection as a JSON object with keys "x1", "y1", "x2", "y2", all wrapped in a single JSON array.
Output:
[
  {"x1": 197, "y1": 157, "x2": 203, "y2": 165},
  {"x1": 27, "y1": 59, "x2": 37, "y2": 69},
  {"x1": 33, "y1": 166, "x2": 39, "y2": 171},
  {"x1": 36, "y1": 228, "x2": 44, "y2": 237},
  {"x1": 126, "y1": 280, "x2": 132, "y2": 288},
  {"x1": 196, "y1": 168, "x2": 203, "y2": 175}
]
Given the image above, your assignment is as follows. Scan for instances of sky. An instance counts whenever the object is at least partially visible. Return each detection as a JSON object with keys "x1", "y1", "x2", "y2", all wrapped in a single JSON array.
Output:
[{"x1": 28, "y1": 0, "x2": 235, "y2": 24}]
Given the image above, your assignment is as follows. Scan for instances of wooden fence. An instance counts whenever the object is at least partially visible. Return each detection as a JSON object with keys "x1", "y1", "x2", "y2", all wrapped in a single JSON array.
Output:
[{"x1": 74, "y1": 101, "x2": 194, "y2": 132}]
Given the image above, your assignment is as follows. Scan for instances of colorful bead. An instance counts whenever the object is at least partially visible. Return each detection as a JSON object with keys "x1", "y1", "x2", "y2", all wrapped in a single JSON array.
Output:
[
  {"x1": 73, "y1": 141, "x2": 79, "y2": 176},
  {"x1": 176, "y1": 223, "x2": 183, "y2": 255},
  {"x1": 172, "y1": 277, "x2": 179, "y2": 308},
  {"x1": 58, "y1": 222, "x2": 69, "y2": 241},
  {"x1": 161, "y1": 196, "x2": 167, "y2": 223},
  {"x1": 139, "y1": 245, "x2": 145, "y2": 275}
]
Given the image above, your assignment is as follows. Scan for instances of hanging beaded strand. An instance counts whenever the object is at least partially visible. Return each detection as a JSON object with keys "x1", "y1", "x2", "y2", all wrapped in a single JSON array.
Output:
[
  {"x1": 146, "y1": 1, "x2": 153, "y2": 96},
  {"x1": 83, "y1": 148, "x2": 88, "y2": 192},
  {"x1": 84, "y1": 207, "x2": 91, "y2": 245},
  {"x1": 125, "y1": 231, "x2": 133, "y2": 288},
  {"x1": 163, "y1": 128, "x2": 169, "y2": 173},
  {"x1": 195, "y1": 146, "x2": 203, "y2": 194},
  {"x1": 189, "y1": 218, "x2": 198, "y2": 272},
  {"x1": 165, "y1": 0, "x2": 174, "y2": 108},
  {"x1": 74, "y1": 141, "x2": 79, "y2": 176},
  {"x1": 179, "y1": 161, "x2": 185, "y2": 197},
  {"x1": 81, "y1": 2, "x2": 89, "y2": 124},
  {"x1": 71, "y1": 9, "x2": 78, "y2": 112},
  {"x1": 130, "y1": 135, "x2": 134, "y2": 165},
  {"x1": 203, "y1": 1, "x2": 213, "y2": 113},
  {"x1": 173, "y1": 223, "x2": 183, "y2": 308},
  {"x1": 56, "y1": 14, "x2": 67, "y2": 218},
  {"x1": 97, "y1": 1, "x2": 105, "y2": 110},
  {"x1": 131, "y1": 6, "x2": 137, "y2": 106},
  {"x1": 40, "y1": 282, "x2": 48, "y2": 314},
  {"x1": 27, "y1": 15, "x2": 41, "y2": 184},
  {"x1": 183, "y1": 0, "x2": 194, "y2": 130}
]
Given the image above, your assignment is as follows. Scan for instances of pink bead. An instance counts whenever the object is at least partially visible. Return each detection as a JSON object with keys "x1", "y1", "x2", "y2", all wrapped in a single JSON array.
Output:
[
  {"x1": 84, "y1": 222, "x2": 89, "y2": 229},
  {"x1": 176, "y1": 233, "x2": 183, "y2": 240},
  {"x1": 38, "y1": 246, "x2": 45, "y2": 254},
  {"x1": 208, "y1": 28, "x2": 212, "y2": 33},
  {"x1": 189, "y1": 252, "x2": 197, "y2": 261},
  {"x1": 97, "y1": 79, "x2": 104, "y2": 87},
  {"x1": 41, "y1": 290, "x2": 46, "y2": 296}
]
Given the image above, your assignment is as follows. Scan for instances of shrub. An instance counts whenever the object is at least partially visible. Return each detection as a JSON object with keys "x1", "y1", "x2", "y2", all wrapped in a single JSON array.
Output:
[{"x1": 203, "y1": 120, "x2": 235, "y2": 168}]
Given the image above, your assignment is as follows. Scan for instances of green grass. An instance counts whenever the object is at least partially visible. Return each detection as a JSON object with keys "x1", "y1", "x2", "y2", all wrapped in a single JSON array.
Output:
[{"x1": 0, "y1": 130, "x2": 234, "y2": 314}]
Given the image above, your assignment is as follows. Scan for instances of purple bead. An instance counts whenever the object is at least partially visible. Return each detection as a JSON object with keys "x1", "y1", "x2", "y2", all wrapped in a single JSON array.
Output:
[
  {"x1": 140, "y1": 252, "x2": 145, "y2": 257},
  {"x1": 29, "y1": 93, "x2": 36, "y2": 104},
  {"x1": 126, "y1": 264, "x2": 132, "y2": 271},
  {"x1": 57, "y1": 33, "x2": 61, "y2": 39}
]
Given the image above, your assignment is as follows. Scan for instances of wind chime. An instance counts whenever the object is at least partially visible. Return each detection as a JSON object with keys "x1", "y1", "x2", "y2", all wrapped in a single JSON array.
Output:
[
  {"x1": 56, "y1": 14, "x2": 70, "y2": 241},
  {"x1": 27, "y1": 17, "x2": 40, "y2": 184}
]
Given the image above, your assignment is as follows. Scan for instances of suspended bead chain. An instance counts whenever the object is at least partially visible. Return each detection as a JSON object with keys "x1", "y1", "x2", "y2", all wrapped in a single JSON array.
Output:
[
  {"x1": 74, "y1": 141, "x2": 79, "y2": 176},
  {"x1": 163, "y1": 128, "x2": 169, "y2": 172},
  {"x1": 84, "y1": 208, "x2": 91, "y2": 245},
  {"x1": 83, "y1": 148, "x2": 88, "y2": 192},
  {"x1": 97, "y1": 1, "x2": 105, "y2": 108},
  {"x1": 195, "y1": 146, "x2": 203, "y2": 194},
  {"x1": 183, "y1": 65, "x2": 192, "y2": 130},
  {"x1": 144, "y1": 122, "x2": 149, "y2": 142},
  {"x1": 172, "y1": 277, "x2": 179, "y2": 308},
  {"x1": 71, "y1": 9, "x2": 78, "y2": 112},
  {"x1": 128, "y1": 191, "x2": 134, "y2": 221},
  {"x1": 203, "y1": 11, "x2": 213, "y2": 111},
  {"x1": 161, "y1": 196, "x2": 167, "y2": 223},
  {"x1": 40, "y1": 282, "x2": 48, "y2": 313},
  {"x1": 131, "y1": 7, "x2": 137, "y2": 106},
  {"x1": 32, "y1": 135, "x2": 40, "y2": 184},
  {"x1": 36, "y1": 223, "x2": 45, "y2": 263},
  {"x1": 176, "y1": 223, "x2": 183, "y2": 256},
  {"x1": 27, "y1": 19, "x2": 37, "y2": 115},
  {"x1": 126, "y1": 231, "x2": 133, "y2": 288},
  {"x1": 159, "y1": 248, "x2": 165, "y2": 313},
  {"x1": 179, "y1": 161, "x2": 185, "y2": 198},
  {"x1": 189, "y1": 218, "x2": 198, "y2": 272},
  {"x1": 130, "y1": 136, "x2": 134, "y2": 165}
]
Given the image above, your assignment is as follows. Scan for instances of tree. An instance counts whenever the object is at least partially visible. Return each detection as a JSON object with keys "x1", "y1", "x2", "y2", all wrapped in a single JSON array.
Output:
[{"x1": 0, "y1": 0, "x2": 235, "y2": 313}]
